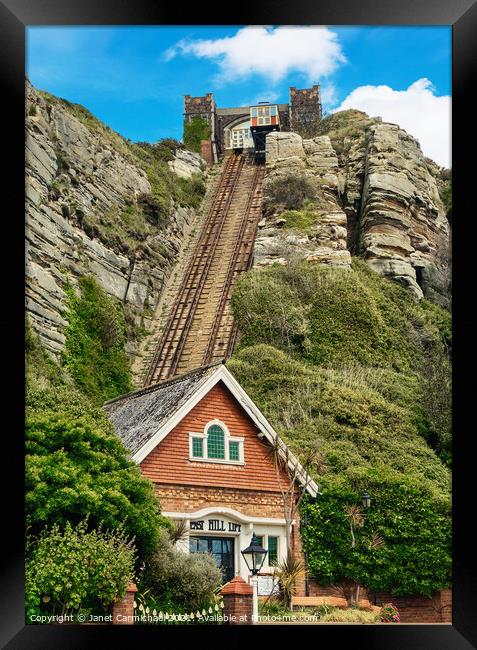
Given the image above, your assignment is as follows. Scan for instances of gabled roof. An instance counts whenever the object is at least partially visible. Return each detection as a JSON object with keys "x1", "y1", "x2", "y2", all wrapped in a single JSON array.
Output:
[{"x1": 103, "y1": 363, "x2": 319, "y2": 497}]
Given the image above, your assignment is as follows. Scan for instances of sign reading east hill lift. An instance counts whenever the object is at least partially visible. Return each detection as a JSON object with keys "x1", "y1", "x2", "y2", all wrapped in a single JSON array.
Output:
[{"x1": 190, "y1": 519, "x2": 241, "y2": 533}]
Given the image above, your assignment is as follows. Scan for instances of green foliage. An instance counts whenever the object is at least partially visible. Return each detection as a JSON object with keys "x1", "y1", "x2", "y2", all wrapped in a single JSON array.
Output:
[
  {"x1": 265, "y1": 174, "x2": 316, "y2": 210},
  {"x1": 134, "y1": 139, "x2": 183, "y2": 163},
  {"x1": 279, "y1": 209, "x2": 323, "y2": 231},
  {"x1": 301, "y1": 470, "x2": 451, "y2": 597},
  {"x1": 183, "y1": 116, "x2": 211, "y2": 154},
  {"x1": 379, "y1": 603, "x2": 400, "y2": 622},
  {"x1": 231, "y1": 260, "x2": 451, "y2": 374},
  {"x1": 26, "y1": 318, "x2": 65, "y2": 389},
  {"x1": 316, "y1": 109, "x2": 372, "y2": 157},
  {"x1": 25, "y1": 519, "x2": 136, "y2": 621},
  {"x1": 228, "y1": 345, "x2": 450, "y2": 495},
  {"x1": 142, "y1": 530, "x2": 222, "y2": 612},
  {"x1": 61, "y1": 276, "x2": 132, "y2": 404},
  {"x1": 25, "y1": 406, "x2": 167, "y2": 558},
  {"x1": 229, "y1": 258, "x2": 451, "y2": 596}
]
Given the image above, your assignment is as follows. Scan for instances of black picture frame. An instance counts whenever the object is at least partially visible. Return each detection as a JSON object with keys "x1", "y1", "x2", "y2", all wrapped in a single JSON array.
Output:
[{"x1": 1, "y1": 0, "x2": 475, "y2": 647}]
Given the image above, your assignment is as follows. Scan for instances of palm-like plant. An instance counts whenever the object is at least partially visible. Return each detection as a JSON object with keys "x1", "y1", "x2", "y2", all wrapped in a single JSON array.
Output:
[
  {"x1": 168, "y1": 519, "x2": 189, "y2": 548},
  {"x1": 274, "y1": 551, "x2": 305, "y2": 609},
  {"x1": 344, "y1": 504, "x2": 365, "y2": 548}
]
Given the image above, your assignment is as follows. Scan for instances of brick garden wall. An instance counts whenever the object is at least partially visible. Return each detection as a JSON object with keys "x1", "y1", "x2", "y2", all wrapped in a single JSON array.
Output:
[{"x1": 308, "y1": 580, "x2": 452, "y2": 623}]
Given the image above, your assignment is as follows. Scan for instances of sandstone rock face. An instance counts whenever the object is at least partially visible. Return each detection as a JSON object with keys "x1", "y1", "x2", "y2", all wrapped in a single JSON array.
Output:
[
  {"x1": 358, "y1": 123, "x2": 450, "y2": 303},
  {"x1": 168, "y1": 147, "x2": 205, "y2": 179},
  {"x1": 255, "y1": 132, "x2": 351, "y2": 269},
  {"x1": 258, "y1": 121, "x2": 450, "y2": 306},
  {"x1": 26, "y1": 81, "x2": 203, "y2": 358}
]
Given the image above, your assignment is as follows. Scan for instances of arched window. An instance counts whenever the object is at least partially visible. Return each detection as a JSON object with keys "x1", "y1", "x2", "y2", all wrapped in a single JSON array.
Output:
[
  {"x1": 207, "y1": 424, "x2": 225, "y2": 459},
  {"x1": 189, "y1": 420, "x2": 245, "y2": 464}
]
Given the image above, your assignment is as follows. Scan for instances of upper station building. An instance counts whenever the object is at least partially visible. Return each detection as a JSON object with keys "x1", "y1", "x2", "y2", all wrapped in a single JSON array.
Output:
[{"x1": 184, "y1": 85, "x2": 322, "y2": 164}]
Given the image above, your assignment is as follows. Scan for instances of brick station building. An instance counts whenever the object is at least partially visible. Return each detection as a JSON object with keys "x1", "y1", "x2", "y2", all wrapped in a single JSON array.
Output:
[
  {"x1": 104, "y1": 363, "x2": 318, "y2": 591},
  {"x1": 184, "y1": 85, "x2": 322, "y2": 164}
]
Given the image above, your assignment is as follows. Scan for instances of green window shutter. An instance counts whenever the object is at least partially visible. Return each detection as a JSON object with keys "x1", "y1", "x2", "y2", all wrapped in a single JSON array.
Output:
[
  {"x1": 192, "y1": 437, "x2": 203, "y2": 458},
  {"x1": 207, "y1": 425, "x2": 225, "y2": 459},
  {"x1": 229, "y1": 441, "x2": 240, "y2": 461},
  {"x1": 268, "y1": 536, "x2": 278, "y2": 565}
]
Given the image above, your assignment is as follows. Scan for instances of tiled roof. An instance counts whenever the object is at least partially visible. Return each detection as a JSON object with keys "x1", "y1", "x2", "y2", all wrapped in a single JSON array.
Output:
[{"x1": 103, "y1": 363, "x2": 221, "y2": 456}]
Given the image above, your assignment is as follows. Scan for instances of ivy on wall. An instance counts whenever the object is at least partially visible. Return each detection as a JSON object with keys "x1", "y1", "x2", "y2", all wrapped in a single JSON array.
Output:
[{"x1": 183, "y1": 116, "x2": 211, "y2": 154}]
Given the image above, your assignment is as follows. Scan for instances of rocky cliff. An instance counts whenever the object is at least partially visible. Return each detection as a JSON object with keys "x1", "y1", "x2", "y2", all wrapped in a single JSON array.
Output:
[
  {"x1": 26, "y1": 81, "x2": 206, "y2": 359},
  {"x1": 259, "y1": 111, "x2": 451, "y2": 306}
]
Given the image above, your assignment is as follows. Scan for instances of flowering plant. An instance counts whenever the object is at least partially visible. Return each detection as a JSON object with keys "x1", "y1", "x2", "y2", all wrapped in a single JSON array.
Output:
[{"x1": 379, "y1": 603, "x2": 400, "y2": 622}]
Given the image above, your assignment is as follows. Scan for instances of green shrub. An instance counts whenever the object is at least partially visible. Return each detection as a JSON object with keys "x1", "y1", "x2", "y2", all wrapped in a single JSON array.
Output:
[
  {"x1": 227, "y1": 345, "x2": 450, "y2": 494},
  {"x1": 143, "y1": 530, "x2": 222, "y2": 611},
  {"x1": 61, "y1": 276, "x2": 132, "y2": 404},
  {"x1": 232, "y1": 260, "x2": 434, "y2": 369},
  {"x1": 25, "y1": 409, "x2": 167, "y2": 558},
  {"x1": 25, "y1": 520, "x2": 136, "y2": 621},
  {"x1": 265, "y1": 174, "x2": 316, "y2": 210},
  {"x1": 280, "y1": 209, "x2": 322, "y2": 230},
  {"x1": 301, "y1": 470, "x2": 451, "y2": 597}
]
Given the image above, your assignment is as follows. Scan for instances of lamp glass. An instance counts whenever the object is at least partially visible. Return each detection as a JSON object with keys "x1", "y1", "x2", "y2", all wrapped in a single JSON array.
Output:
[
  {"x1": 241, "y1": 533, "x2": 268, "y2": 574},
  {"x1": 362, "y1": 491, "x2": 371, "y2": 509}
]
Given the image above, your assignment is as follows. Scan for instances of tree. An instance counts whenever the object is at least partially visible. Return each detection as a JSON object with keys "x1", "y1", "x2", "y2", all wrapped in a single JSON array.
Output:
[
  {"x1": 265, "y1": 438, "x2": 318, "y2": 555},
  {"x1": 26, "y1": 410, "x2": 169, "y2": 558}
]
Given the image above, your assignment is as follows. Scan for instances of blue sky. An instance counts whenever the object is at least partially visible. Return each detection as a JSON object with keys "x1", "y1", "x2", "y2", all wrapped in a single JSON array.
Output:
[{"x1": 27, "y1": 26, "x2": 451, "y2": 167}]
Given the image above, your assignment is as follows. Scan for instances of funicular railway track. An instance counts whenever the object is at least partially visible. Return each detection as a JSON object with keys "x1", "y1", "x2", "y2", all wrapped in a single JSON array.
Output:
[{"x1": 143, "y1": 153, "x2": 264, "y2": 386}]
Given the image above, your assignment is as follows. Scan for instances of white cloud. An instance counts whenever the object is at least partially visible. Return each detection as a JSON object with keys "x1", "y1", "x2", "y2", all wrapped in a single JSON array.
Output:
[
  {"x1": 163, "y1": 26, "x2": 346, "y2": 84},
  {"x1": 320, "y1": 83, "x2": 339, "y2": 109},
  {"x1": 335, "y1": 78, "x2": 451, "y2": 168}
]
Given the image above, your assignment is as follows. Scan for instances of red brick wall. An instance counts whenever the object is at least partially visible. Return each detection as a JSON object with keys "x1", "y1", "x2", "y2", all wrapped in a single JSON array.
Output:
[
  {"x1": 200, "y1": 139, "x2": 214, "y2": 165},
  {"x1": 140, "y1": 382, "x2": 291, "y2": 493},
  {"x1": 112, "y1": 583, "x2": 137, "y2": 625},
  {"x1": 308, "y1": 580, "x2": 452, "y2": 623},
  {"x1": 373, "y1": 588, "x2": 452, "y2": 623},
  {"x1": 155, "y1": 483, "x2": 285, "y2": 519}
]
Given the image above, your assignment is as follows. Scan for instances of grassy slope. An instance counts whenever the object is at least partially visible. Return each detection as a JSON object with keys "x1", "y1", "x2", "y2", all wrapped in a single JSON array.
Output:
[{"x1": 228, "y1": 260, "x2": 451, "y2": 498}]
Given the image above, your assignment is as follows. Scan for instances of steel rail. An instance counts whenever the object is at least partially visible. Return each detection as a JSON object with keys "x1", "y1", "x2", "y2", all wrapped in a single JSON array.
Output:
[{"x1": 143, "y1": 153, "x2": 245, "y2": 385}]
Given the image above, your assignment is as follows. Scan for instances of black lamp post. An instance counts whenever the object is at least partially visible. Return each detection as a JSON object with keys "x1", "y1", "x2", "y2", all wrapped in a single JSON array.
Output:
[
  {"x1": 362, "y1": 491, "x2": 371, "y2": 510},
  {"x1": 241, "y1": 533, "x2": 268, "y2": 575},
  {"x1": 241, "y1": 533, "x2": 267, "y2": 624}
]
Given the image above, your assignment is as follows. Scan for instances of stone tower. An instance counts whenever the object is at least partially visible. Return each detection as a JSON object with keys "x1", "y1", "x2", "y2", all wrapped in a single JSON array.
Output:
[
  {"x1": 289, "y1": 85, "x2": 322, "y2": 136},
  {"x1": 183, "y1": 93, "x2": 218, "y2": 163}
]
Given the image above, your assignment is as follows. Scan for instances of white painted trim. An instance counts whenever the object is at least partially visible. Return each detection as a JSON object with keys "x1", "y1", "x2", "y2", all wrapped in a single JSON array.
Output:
[
  {"x1": 132, "y1": 365, "x2": 319, "y2": 497},
  {"x1": 163, "y1": 506, "x2": 290, "y2": 527},
  {"x1": 188, "y1": 457, "x2": 245, "y2": 467}
]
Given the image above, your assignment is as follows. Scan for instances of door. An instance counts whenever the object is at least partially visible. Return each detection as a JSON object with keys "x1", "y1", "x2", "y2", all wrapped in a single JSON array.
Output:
[{"x1": 190, "y1": 536, "x2": 235, "y2": 583}]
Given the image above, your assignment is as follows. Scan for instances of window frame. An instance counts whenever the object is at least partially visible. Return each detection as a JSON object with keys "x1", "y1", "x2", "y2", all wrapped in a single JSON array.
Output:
[{"x1": 188, "y1": 420, "x2": 244, "y2": 465}]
